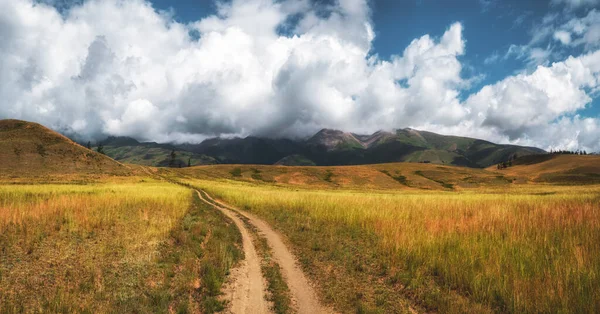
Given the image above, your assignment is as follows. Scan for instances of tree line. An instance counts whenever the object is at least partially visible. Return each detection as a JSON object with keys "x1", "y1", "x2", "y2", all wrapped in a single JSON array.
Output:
[
  {"x1": 84, "y1": 141, "x2": 106, "y2": 155},
  {"x1": 549, "y1": 149, "x2": 588, "y2": 155},
  {"x1": 497, "y1": 148, "x2": 594, "y2": 170},
  {"x1": 496, "y1": 154, "x2": 518, "y2": 170},
  {"x1": 168, "y1": 150, "x2": 193, "y2": 168}
]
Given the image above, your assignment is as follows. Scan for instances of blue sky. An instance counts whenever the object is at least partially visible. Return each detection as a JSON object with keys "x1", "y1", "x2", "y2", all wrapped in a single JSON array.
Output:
[
  {"x1": 1, "y1": 0, "x2": 600, "y2": 150},
  {"x1": 149, "y1": 0, "x2": 599, "y2": 115}
]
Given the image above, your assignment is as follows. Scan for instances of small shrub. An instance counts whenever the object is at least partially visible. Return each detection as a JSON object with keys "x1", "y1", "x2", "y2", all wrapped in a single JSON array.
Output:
[
  {"x1": 323, "y1": 170, "x2": 334, "y2": 182},
  {"x1": 36, "y1": 144, "x2": 47, "y2": 157},
  {"x1": 230, "y1": 168, "x2": 242, "y2": 177}
]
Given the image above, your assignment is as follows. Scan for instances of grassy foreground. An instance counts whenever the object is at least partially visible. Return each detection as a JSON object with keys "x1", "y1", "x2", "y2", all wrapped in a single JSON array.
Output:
[
  {"x1": 0, "y1": 180, "x2": 242, "y2": 313},
  {"x1": 184, "y1": 178, "x2": 600, "y2": 313}
]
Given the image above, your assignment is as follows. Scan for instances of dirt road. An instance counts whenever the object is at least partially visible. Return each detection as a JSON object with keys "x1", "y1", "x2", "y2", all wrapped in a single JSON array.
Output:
[
  {"x1": 196, "y1": 191, "x2": 270, "y2": 314},
  {"x1": 199, "y1": 190, "x2": 332, "y2": 314}
]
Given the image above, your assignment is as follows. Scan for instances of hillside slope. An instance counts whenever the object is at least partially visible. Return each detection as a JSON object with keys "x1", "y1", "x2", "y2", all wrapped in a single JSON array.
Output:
[
  {"x1": 173, "y1": 162, "x2": 517, "y2": 190},
  {"x1": 98, "y1": 136, "x2": 216, "y2": 167},
  {"x1": 179, "y1": 136, "x2": 301, "y2": 165},
  {"x1": 488, "y1": 154, "x2": 600, "y2": 184},
  {"x1": 350, "y1": 128, "x2": 544, "y2": 167},
  {"x1": 0, "y1": 119, "x2": 130, "y2": 178},
  {"x1": 306, "y1": 129, "x2": 365, "y2": 150},
  {"x1": 178, "y1": 128, "x2": 544, "y2": 168}
]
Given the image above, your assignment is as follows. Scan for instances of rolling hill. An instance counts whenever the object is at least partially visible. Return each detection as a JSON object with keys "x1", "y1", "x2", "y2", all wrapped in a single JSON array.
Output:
[
  {"x1": 97, "y1": 136, "x2": 216, "y2": 167},
  {"x1": 171, "y1": 162, "x2": 516, "y2": 190},
  {"x1": 274, "y1": 154, "x2": 317, "y2": 166},
  {"x1": 488, "y1": 154, "x2": 600, "y2": 184},
  {"x1": 0, "y1": 119, "x2": 131, "y2": 179},
  {"x1": 173, "y1": 153, "x2": 600, "y2": 190}
]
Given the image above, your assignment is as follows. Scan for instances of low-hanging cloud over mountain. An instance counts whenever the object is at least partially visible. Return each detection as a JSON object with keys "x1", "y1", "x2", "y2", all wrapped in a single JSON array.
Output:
[{"x1": 1, "y1": 0, "x2": 599, "y2": 151}]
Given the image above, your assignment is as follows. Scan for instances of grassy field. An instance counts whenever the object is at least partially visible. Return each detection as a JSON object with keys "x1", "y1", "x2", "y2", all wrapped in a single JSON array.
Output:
[
  {"x1": 0, "y1": 180, "x2": 242, "y2": 313},
  {"x1": 181, "y1": 177, "x2": 600, "y2": 313},
  {"x1": 176, "y1": 162, "x2": 518, "y2": 191},
  {"x1": 2, "y1": 149, "x2": 599, "y2": 313}
]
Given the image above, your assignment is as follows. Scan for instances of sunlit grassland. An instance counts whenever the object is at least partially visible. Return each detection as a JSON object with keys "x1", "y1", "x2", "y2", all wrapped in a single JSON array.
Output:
[
  {"x1": 0, "y1": 180, "x2": 242, "y2": 313},
  {"x1": 185, "y1": 178, "x2": 600, "y2": 313}
]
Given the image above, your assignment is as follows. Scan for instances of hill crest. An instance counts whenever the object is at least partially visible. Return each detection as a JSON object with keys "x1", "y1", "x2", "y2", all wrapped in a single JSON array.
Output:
[
  {"x1": 488, "y1": 154, "x2": 600, "y2": 184},
  {"x1": 0, "y1": 119, "x2": 130, "y2": 178}
]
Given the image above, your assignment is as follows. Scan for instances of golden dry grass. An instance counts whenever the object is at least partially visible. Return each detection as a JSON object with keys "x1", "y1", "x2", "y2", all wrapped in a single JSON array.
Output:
[
  {"x1": 0, "y1": 119, "x2": 130, "y2": 178},
  {"x1": 181, "y1": 176, "x2": 600, "y2": 313},
  {"x1": 0, "y1": 179, "x2": 242, "y2": 313},
  {"x1": 177, "y1": 162, "x2": 516, "y2": 191},
  {"x1": 488, "y1": 155, "x2": 600, "y2": 184},
  {"x1": 2, "y1": 147, "x2": 598, "y2": 313}
]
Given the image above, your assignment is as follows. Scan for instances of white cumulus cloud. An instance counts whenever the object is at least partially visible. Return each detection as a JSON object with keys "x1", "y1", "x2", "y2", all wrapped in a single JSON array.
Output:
[
  {"x1": 552, "y1": 0, "x2": 600, "y2": 9},
  {"x1": 0, "y1": 0, "x2": 599, "y2": 152},
  {"x1": 553, "y1": 9, "x2": 600, "y2": 50}
]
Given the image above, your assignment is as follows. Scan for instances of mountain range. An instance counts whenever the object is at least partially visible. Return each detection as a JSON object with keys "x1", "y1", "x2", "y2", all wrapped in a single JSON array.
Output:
[
  {"x1": 96, "y1": 128, "x2": 545, "y2": 168},
  {"x1": 2, "y1": 119, "x2": 598, "y2": 185}
]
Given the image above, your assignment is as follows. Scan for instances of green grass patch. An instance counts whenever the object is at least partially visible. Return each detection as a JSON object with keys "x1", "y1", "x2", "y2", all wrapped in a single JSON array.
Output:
[
  {"x1": 251, "y1": 173, "x2": 263, "y2": 181},
  {"x1": 230, "y1": 167, "x2": 242, "y2": 177},
  {"x1": 323, "y1": 170, "x2": 334, "y2": 182},
  {"x1": 144, "y1": 192, "x2": 243, "y2": 313},
  {"x1": 240, "y1": 216, "x2": 293, "y2": 314},
  {"x1": 380, "y1": 170, "x2": 409, "y2": 186},
  {"x1": 415, "y1": 170, "x2": 454, "y2": 189}
]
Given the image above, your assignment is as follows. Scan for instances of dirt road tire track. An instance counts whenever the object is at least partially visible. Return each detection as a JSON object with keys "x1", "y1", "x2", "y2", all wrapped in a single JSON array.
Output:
[
  {"x1": 196, "y1": 191, "x2": 271, "y2": 314},
  {"x1": 200, "y1": 191, "x2": 334, "y2": 314}
]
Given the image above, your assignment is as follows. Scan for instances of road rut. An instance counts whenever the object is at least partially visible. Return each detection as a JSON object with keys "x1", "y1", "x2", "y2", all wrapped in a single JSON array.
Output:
[
  {"x1": 196, "y1": 191, "x2": 270, "y2": 314},
  {"x1": 200, "y1": 191, "x2": 333, "y2": 314}
]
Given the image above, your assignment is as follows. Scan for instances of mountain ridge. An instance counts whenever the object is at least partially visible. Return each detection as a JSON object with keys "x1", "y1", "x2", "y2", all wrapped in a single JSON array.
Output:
[
  {"x1": 96, "y1": 136, "x2": 216, "y2": 167},
  {"x1": 98, "y1": 127, "x2": 545, "y2": 168}
]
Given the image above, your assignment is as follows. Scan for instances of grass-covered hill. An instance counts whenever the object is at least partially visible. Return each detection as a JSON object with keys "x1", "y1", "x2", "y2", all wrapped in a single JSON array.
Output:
[
  {"x1": 275, "y1": 154, "x2": 317, "y2": 166},
  {"x1": 0, "y1": 119, "x2": 130, "y2": 179},
  {"x1": 488, "y1": 154, "x2": 600, "y2": 184},
  {"x1": 173, "y1": 162, "x2": 516, "y2": 190},
  {"x1": 178, "y1": 136, "x2": 301, "y2": 165},
  {"x1": 96, "y1": 136, "x2": 216, "y2": 167},
  {"x1": 176, "y1": 154, "x2": 600, "y2": 190}
]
